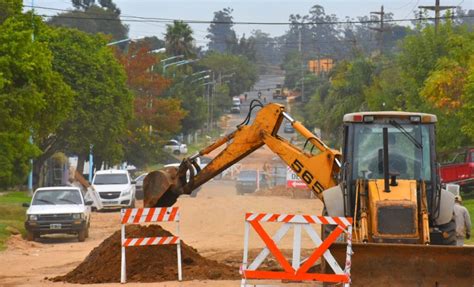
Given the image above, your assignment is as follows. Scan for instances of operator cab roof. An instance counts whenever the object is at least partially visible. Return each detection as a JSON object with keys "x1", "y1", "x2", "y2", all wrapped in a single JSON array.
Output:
[{"x1": 343, "y1": 111, "x2": 437, "y2": 123}]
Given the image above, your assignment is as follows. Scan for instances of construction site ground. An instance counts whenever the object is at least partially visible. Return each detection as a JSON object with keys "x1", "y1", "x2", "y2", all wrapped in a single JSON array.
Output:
[{"x1": 0, "y1": 179, "x2": 323, "y2": 286}]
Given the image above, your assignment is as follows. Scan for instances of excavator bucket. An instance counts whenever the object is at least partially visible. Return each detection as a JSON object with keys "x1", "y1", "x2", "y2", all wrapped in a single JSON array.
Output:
[
  {"x1": 326, "y1": 242, "x2": 474, "y2": 286},
  {"x1": 143, "y1": 166, "x2": 181, "y2": 207}
]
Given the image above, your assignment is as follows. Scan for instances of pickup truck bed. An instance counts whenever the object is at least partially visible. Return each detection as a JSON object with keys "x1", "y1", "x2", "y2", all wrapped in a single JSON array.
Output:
[{"x1": 440, "y1": 148, "x2": 474, "y2": 191}]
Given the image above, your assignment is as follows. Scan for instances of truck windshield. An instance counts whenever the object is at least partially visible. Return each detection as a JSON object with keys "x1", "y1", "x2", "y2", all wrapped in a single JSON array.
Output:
[
  {"x1": 32, "y1": 190, "x2": 82, "y2": 205},
  {"x1": 352, "y1": 123, "x2": 432, "y2": 180},
  {"x1": 93, "y1": 174, "x2": 128, "y2": 185}
]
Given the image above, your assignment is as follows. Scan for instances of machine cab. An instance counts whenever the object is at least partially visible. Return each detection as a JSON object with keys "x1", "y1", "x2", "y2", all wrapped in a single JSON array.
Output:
[{"x1": 341, "y1": 112, "x2": 440, "y2": 243}]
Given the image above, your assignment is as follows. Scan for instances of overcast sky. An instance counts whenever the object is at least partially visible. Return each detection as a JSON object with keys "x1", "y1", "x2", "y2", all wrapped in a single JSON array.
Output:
[{"x1": 25, "y1": 0, "x2": 473, "y2": 46}]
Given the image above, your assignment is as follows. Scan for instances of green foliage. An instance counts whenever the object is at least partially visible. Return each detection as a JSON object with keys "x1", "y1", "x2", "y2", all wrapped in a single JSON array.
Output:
[
  {"x1": 304, "y1": 57, "x2": 374, "y2": 144},
  {"x1": 305, "y1": 20, "x2": 474, "y2": 153},
  {"x1": 48, "y1": 4, "x2": 128, "y2": 41},
  {"x1": 165, "y1": 20, "x2": 195, "y2": 57},
  {"x1": 0, "y1": 0, "x2": 22, "y2": 24},
  {"x1": 201, "y1": 52, "x2": 258, "y2": 97},
  {"x1": 0, "y1": 14, "x2": 73, "y2": 187},
  {"x1": 0, "y1": 191, "x2": 30, "y2": 250},
  {"x1": 39, "y1": 27, "x2": 132, "y2": 167},
  {"x1": 206, "y1": 7, "x2": 237, "y2": 53}
]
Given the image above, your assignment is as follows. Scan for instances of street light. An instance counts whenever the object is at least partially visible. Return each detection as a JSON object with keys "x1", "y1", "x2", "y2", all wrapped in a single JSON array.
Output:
[
  {"x1": 106, "y1": 38, "x2": 131, "y2": 46},
  {"x1": 163, "y1": 58, "x2": 199, "y2": 73},
  {"x1": 191, "y1": 74, "x2": 210, "y2": 83}
]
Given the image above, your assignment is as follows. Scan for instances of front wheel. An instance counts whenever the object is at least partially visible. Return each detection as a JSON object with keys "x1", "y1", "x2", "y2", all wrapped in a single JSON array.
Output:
[
  {"x1": 78, "y1": 228, "x2": 87, "y2": 242},
  {"x1": 26, "y1": 231, "x2": 36, "y2": 241}
]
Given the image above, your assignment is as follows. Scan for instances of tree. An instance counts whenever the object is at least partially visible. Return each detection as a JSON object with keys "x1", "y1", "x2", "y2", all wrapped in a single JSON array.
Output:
[
  {"x1": 165, "y1": 20, "x2": 195, "y2": 57},
  {"x1": 206, "y1": 8, "x2": 237, "y2": 53},
  {"x1": 0, "y1": 11, "x2": 73, "y2": 187},
  {"x1": 0, "y1": 0, "x2": 22, "y2": 24},
  {"x1": 119, "y1": 43, "x2": 186, "y2": 166},
  {"x1": 49, "y1": 1, "x2": 128, "y2": 41},
  {"x1": 201, "y1": 52, "x2": 258, "y2": 97},
  {"x1": 37, "y1": 27, "x2": 133, "y2": 173}
]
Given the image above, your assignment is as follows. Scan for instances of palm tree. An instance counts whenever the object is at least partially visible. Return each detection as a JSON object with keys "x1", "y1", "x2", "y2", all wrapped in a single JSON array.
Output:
[{"x1": 165, "y1": 20, "x2": 195, "y2": 57}]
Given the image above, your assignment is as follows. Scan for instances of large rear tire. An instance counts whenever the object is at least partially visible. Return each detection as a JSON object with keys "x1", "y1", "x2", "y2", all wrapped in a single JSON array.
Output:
[{"x1": 436, "y1": 218, "x2": 457, "y2": 246}]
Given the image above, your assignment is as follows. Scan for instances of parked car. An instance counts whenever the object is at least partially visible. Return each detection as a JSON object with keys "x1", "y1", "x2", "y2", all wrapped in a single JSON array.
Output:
[
  {"x1": 23, "y1": 187, "x2": 91, "y2": 242},
  {"x1": 163, "y1": 139, "x2": 188, "y2": 155},
  {"x1": 91, "y1": 169, "x2": 136, "y2": 209},
  {"x1": 134, "y1": 173, "x2": 148, "y2": 200},
  {"x1": 283, "y1": 122, "x2": 295, "y2": 133},
  {"x1": 231, "y1": 104, "x2": 241, "y2": 114},
  {"x1": 232, "y1": 96, "x2": 241, "y2": 105},
  {"x1": 440, "y1": 147, "x2": 474, "y2": 192},
  {"x1": 235, "y1": 170, "x2": 269, "y2": 195}
]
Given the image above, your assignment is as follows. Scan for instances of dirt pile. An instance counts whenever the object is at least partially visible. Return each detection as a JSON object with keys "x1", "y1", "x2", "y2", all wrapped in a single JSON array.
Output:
[
  {"x1": 254, "y1": 185, "x2": 312, "y2": 199},
  {"x1": 52, "y1": 225, "x2": 239, "y2": 283}
]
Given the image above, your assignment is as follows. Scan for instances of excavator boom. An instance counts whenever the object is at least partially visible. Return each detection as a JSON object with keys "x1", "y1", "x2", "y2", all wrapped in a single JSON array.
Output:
[{"x1": 144, "y1": 102, "x2": 341, "y2": 207}]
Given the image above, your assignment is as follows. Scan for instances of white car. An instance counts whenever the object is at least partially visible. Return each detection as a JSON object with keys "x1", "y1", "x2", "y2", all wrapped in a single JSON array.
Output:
[
  {"x1": 24, "y1": 187, "x2": 91, "y2": 242},
  {"x1": 163, "y1": 139, "x2": 188, "y2": 155},
  {"x1": 92, "y1": 169, "x2": 136, "y2": 209},
  {"x1": 230, "y1": 104, "x2": 241, "y2": 114}
]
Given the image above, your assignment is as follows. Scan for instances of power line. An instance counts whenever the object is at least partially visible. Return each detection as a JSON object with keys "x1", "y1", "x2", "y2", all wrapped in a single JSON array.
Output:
[{"x1": 26, "y1": 5, "x2": 474, "y2": 26}]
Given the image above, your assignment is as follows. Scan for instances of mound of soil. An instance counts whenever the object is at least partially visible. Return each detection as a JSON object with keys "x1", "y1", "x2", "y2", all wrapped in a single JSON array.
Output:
[
  {"x1": 52, "y1": 225, "x2": 239, "y2": 283},
  {"x1": 254, "y1": 185, "x2": 312, "y2": 199}
]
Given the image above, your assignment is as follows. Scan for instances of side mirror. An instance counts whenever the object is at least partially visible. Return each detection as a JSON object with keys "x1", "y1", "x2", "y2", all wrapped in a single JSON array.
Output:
[
  {"x1": 22, "y1": 203, "x2": 30, "y2": 208},
  {"x1": 85, "y1": 201, "x2": 93, "y2": 206},
  {"x1": 131, "y1": 180, "x2": 137, "y2": 185}
]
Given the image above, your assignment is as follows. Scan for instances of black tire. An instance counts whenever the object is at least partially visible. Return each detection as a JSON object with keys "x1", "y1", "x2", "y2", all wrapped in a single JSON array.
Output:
[
  {"x1": 78, "y1": 229, "x2": 86, "y2": 242},
  {"x1": 173, "y1": 150, "x2": 180, "y2": 155},
  {"x1": 130, "y1": 199, "x2": 136, "y2": 208},
  {"x1": 85, "y1": 223, "x2": 90, "y2": 238},
  {"x1": 26, "y1": 231, "x2": 35, "y2": 241},
  {"x1": 437, "y1": 218, "x2": 457, "y2": 245}
]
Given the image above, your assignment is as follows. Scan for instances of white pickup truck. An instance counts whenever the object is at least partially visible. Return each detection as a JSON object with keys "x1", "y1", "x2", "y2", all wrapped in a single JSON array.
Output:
[{"x1": 24, "y1": 187, "x2": 91, "y2": 242}]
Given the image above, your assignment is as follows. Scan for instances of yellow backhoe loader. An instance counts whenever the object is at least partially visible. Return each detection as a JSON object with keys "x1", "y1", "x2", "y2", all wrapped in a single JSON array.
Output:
[{"x1": 144, "y1": 101, "x2": 473, "y2": 286}]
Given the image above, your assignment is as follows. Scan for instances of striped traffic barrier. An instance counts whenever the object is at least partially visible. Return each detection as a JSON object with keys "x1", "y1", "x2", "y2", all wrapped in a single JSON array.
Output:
[
  {"x1": 120, "y1": 207, "x2": 182, "y2": 283},
  {"x1": 241, "y1": 212, "x2": 353, "y2": 287}
]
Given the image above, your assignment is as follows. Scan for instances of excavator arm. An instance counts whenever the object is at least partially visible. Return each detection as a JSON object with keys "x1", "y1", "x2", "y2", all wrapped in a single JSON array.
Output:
[{"x1": 144, "y1": 102, "x2": 341, "y2": 207}]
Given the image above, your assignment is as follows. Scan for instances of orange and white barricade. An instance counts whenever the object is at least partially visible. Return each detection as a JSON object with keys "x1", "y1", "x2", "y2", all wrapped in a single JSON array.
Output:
[
  {"x1": 241, "y1": 212, "x2": 353, "y2": 287},
  {"x1": 120, "y1": 207, "x2": 182, "y2": 283}
]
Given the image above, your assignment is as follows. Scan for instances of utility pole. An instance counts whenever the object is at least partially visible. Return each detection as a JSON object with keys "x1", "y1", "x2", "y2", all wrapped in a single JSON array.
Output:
[
  {"x1": 298, "y1": 27, "x2": 305, "y2": 102},
  {"x1": 370, "y1": 5, "x2": 387, "y2": 54},
  {"x1": 419, "y1": 0, "x2": 457, "y2": 33}
]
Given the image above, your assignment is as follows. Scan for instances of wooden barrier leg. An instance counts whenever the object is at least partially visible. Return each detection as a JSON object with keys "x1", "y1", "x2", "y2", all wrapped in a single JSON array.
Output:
[{"x1": 120, "y1": 223, "x2": 126, "y2": 284}]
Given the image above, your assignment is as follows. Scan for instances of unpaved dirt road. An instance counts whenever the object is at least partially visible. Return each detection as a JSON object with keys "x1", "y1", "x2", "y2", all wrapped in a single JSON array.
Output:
[
  {"x1": 0, "y1": 180, "x2": 323, "y2": 286},
  {"x1": 0, "y1": 76, "x2": 326, "y2": 286}
]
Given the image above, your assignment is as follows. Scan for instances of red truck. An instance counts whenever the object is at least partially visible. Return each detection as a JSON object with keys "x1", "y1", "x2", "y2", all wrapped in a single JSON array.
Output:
[{"x1": 440, "y1": 147, "x2": 474, "y2": 192}]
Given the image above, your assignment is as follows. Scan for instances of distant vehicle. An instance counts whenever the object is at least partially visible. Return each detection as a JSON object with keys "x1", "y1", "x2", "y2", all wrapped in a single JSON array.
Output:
[
  {"x1": 235, "y1": 170, "x2": 268, "y2": 195},
  {"x1": 163, "y1": 139, "x2": 188, "y2": 155},
  {"x1": 232, "y1": 96, "x2": 241, "y2": 105},
  {"x1": 230, "y1": 104, "x2": 241, "y2": 114},
  {"x1": 283, "y1": 122, "x2": 295, "y2": 133},
  {"x1": 92, "y1": 169, "x2": 136, "y2": 209},
  {"x1": 23, "y1": 187, "x2": 91, "y2": 242},
  {"x1": 440, "y1": 148, "x2": 474, "y2": 192},
  {"x1": 134, "y1": 173, "x2": 148, "y2": 200}
]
